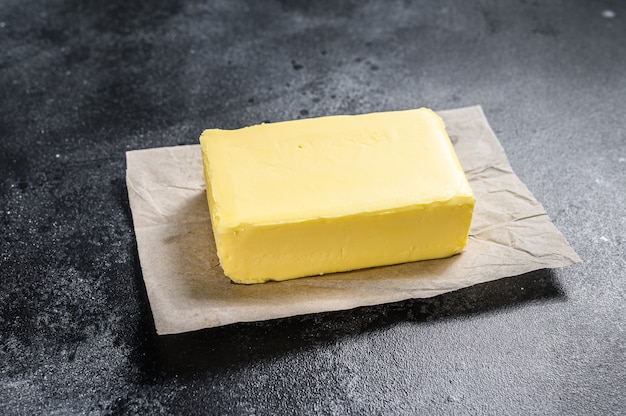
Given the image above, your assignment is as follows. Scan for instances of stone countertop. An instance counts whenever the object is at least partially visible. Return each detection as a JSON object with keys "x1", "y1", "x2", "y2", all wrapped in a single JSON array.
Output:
[{"x1": 1, "y1": 1, "x2": 624, "y2": 415}]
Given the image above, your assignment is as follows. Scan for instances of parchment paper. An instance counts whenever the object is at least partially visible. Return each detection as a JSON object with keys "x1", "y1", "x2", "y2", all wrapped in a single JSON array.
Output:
[{"x1": 126, "y1": 105, "x2": 581, "y2": 335}]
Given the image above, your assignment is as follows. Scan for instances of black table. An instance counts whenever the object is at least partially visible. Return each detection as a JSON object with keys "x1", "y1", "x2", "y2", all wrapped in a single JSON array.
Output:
[{"x1": 2, "y1": 1, "x2": 624, "y2": 414}]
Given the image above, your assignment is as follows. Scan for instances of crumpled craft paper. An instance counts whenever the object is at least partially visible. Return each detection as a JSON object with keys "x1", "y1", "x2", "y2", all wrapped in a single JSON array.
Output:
[{"x1": 126, "y1": 105, "x2": 581, "y2": 335}]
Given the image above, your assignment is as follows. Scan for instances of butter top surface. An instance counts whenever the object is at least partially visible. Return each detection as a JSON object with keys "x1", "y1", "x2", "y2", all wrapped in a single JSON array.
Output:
[{"x1": 201, "y1": 108, "x2": 473, "y2": 229}]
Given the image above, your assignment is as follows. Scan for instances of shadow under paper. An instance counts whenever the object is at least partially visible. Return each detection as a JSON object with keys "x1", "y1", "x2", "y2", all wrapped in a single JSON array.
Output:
[{"x1": 139, "y1": 267, "x2": 565, "y2": 379}]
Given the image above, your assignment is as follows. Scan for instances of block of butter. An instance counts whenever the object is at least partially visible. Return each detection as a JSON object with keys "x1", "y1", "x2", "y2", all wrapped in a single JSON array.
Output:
[{"x1": 200, "y1": 108, "x2": 475, "y2": 284}]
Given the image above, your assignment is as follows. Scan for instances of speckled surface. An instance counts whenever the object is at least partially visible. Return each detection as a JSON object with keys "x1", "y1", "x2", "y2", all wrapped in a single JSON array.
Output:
[{"x1": 1, "y1": 1, "x2": 625, "y2": 415}]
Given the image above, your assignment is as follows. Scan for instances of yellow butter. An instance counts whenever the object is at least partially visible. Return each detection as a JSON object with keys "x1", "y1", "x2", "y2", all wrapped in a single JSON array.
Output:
[{"x1": 200, "y1": 108, "x2": 475, "y2": 284}]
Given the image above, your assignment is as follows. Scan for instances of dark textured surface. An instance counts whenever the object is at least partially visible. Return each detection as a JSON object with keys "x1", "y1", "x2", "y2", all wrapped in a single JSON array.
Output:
[{"x1": 1, "y1": 0, "x2": 625, "y2": 414}]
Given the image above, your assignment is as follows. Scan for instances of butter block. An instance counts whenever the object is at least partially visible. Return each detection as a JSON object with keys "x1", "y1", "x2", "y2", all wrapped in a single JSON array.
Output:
[{"x1": 200, "y1": 108, "x2": 475, "y2": 284}]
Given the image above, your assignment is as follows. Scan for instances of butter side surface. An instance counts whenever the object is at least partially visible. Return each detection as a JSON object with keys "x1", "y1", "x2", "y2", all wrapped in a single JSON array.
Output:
[{"x1": 200, "y1": 108, "x2": 475, "y2": 284}]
